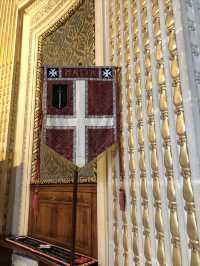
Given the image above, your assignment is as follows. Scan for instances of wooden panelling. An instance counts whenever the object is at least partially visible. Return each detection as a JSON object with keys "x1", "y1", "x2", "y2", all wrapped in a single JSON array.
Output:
[{"x1": 29, "y1": 184, "x2": 97, "y2": 258}]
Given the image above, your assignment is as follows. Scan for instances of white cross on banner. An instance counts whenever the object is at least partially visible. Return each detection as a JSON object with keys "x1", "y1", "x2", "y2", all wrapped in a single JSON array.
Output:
[{"x1": 43, "y1": 66, "x2": 117, "y2": 167}]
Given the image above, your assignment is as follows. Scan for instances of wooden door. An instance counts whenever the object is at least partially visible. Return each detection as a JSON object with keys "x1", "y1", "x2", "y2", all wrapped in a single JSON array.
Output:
[{"x1": 29, "y1": 184, "x2": 97, "y2": 258}]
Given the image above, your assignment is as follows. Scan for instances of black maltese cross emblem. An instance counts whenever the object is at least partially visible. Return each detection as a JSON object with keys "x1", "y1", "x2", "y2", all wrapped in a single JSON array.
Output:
[{"x1": 101, "y1": 68, "x2": 113, "y2": 79}]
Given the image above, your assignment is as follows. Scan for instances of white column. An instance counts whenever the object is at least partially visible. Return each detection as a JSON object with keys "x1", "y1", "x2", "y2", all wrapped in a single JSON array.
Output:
[{"x1": 95, "y1": 1, "x2": 109, "y2": 265}]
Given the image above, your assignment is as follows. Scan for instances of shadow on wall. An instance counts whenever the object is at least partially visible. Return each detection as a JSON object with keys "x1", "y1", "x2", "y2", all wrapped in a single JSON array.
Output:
[{"x1": 0, "y1": 160, "x2": 24, "y2": 236}]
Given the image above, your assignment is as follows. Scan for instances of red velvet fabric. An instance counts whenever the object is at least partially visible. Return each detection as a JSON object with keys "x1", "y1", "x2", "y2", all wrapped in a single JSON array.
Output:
[
  {"x1": 46, "y1": 129, "x2": 74, "y2": 161},
  {"x1": 88, "y1": 80, "x2": 113, "y2": 116},
  {"x1": 88, "y1": 128, "x2": 114, "y2": 161},
  {"x1": 47, "y1": 80, "x2": 73, "y2": 115}
]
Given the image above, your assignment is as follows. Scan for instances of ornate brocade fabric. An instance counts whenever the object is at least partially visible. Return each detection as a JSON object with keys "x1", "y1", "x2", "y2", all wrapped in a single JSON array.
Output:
[{"x1": 32, "y1": 144, "x2": 97, "y2": 184}]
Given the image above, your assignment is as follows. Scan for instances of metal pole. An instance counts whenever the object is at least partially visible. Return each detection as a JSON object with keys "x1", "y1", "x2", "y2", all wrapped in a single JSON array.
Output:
[{"x1": 70, "y1": 168, "x2": 78, "y2": 266}]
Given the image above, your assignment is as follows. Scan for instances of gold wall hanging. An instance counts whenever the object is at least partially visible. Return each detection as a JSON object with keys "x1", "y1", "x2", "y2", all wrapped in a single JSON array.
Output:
[{"x1": 42, "y1": 0, "x2": 95, "y2": 66}]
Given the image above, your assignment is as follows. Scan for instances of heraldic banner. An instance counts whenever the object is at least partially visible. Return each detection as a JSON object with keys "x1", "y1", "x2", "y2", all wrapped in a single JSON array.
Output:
[{"x1": 42, "y1": 66, "x2": 118, "y2": 168}]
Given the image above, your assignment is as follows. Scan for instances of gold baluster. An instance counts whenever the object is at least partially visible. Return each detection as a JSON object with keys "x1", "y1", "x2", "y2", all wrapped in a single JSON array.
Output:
[
  {"x1": 115, "y1": 1, "x2": 129, "y2": 265},
  {"x1": 164, "y1": 1, "x2": 200, "y2": 263},
  {"x1": 152, "y1": 1, "x2": 182, "y2": 264},
  {"x1": 128, "y1": 5, "x2": 141, "y2": 264},
  {"x1": 141, "y1": 1, "x2": 166, "y2": 264},
  {"x1": 132, "y1": 2, "x2": 153, "y2": 264},
  {"x1": 109, "y1": 3, "x2": 119, "y2": 265}
]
